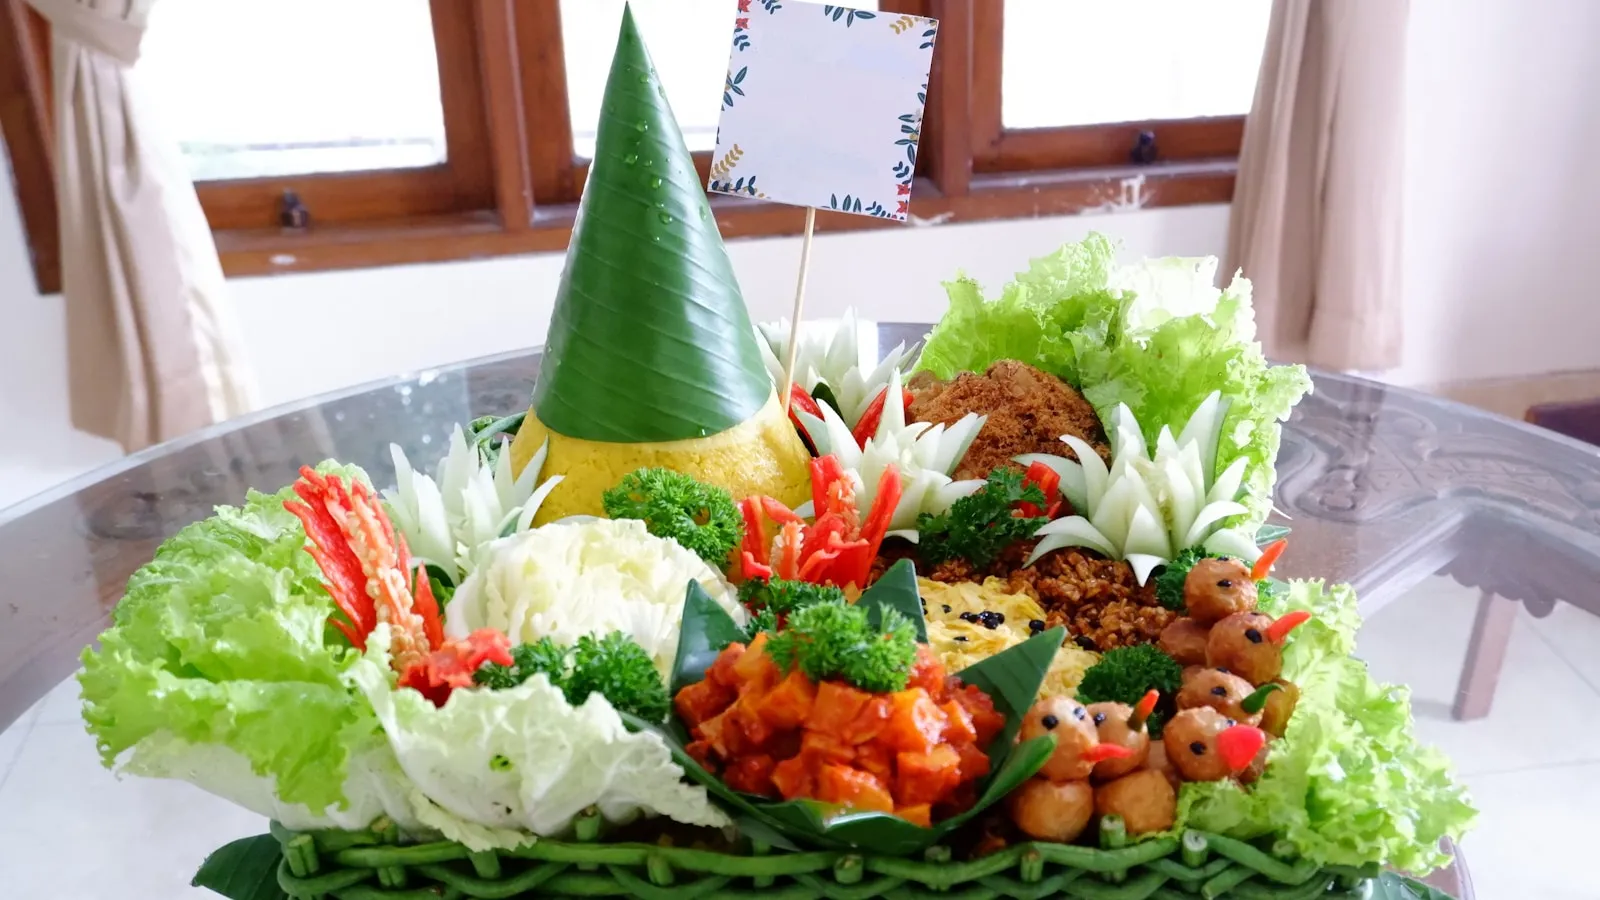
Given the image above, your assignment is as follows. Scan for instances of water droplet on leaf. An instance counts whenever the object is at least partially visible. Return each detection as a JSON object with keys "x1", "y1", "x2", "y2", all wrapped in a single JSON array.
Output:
[
  {"x1": 658, "y1": 212, "x2": 673, "y2": 224},
  {"x1": 649, "y1": 176, "x2": 662, "y2": 188},
  {"x1": 623, "y1": 153, "x2": 637, "y2": 165},
  {"x1": 635, "y1": 122, "x2": 649, "y2": 132}
]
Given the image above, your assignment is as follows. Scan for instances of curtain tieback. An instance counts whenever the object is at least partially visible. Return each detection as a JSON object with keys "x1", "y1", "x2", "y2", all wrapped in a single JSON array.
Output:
[{"x1": 27, "y1": 0, "x2": 146, "y2": 67}]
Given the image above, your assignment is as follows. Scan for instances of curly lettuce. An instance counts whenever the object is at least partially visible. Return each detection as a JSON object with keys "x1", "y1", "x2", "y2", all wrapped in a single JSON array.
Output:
[
  {"x1": 916, "y1": 235, "x2": 1311, "y2": 528},
  {"x1": 1176, "y1": 580, "x2": 1478, "y2": 873},
  {"x1": 78, "y1": 462, "x2": 387, "y2": 814}
]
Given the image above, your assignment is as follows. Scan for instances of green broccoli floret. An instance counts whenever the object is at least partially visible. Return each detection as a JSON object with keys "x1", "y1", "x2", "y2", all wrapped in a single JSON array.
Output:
[
  {"x1": 766, "y1": 600, "x2": 917, "y2": 694},
  {"x1": 602, "y1": 468, "x2": 742, "y2": 568},
  {"x1": 1075, "y1": 644, "x2": 1183, "y2": 736},
  {"x1": 916, "y1": 468, "x2": 1047, "y2": 568},
  {"x1": 565, "y1": 632, "x2": 671, "y2": 723},
  {"x1": 1153, "y1": 547, "x2": 1212, "y2": 611},
  {"x1": 473, "y1": 637, "x2": 571, "y2": 691}
]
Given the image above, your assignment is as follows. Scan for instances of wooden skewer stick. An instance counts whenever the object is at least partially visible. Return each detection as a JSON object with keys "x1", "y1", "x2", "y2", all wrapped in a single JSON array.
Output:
[{"x1": 779, "y1": 206, "x2": 817, "y2": 416}]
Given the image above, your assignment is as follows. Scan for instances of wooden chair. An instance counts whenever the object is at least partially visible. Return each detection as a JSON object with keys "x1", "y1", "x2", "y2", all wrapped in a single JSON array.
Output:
[{"x1": 1452, "y1": 399, "x2": 1600, "y2": 720}]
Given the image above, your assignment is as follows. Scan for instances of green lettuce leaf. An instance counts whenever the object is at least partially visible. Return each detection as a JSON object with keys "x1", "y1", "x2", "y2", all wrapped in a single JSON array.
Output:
[
  {"x1": 917, "y1": 234, "x2": 1123, "y2": 383},
  {"x1": 79, "y1": 462, "x2": 379, "y2": 813},
  {"x1": 915, "y1": 236, "x2": 1312, "y2": 529},
  {"x1": 1176, "y1": 580, "x2": 1478, "y2": 873}
]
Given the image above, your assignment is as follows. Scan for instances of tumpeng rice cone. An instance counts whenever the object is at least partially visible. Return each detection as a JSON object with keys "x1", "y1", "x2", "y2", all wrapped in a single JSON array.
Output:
[{"x1": 509, "y1": 4, "x2": 810, "y2": 521}]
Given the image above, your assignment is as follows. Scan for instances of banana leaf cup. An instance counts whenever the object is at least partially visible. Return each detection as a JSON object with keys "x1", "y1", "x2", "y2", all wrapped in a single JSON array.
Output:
[{"x1": 622, "y1": 559, "x2": 1063, "y2": 856}]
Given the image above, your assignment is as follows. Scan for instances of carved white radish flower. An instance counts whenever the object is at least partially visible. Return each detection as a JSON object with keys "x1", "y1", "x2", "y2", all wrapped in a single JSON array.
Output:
[
  {"x1": 756, "y1": 309, "x2": 918, "y2": 428},
  {"x1": 1019, "y1": 391, "x2": 1260, "y2": 584},
  {"x1": 385, "y1": 426, "x2": 563, "y2": 588},
  {"x1": 796, "y1": 368, "x2": 986, "y2": 534}
]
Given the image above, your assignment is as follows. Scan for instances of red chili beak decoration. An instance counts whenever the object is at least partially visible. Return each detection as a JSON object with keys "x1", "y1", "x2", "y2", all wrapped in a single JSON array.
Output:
[
  {"x1": 1128, "y1": 689, "x2": 1160, "y2": 730},
  {"x1": 1081, "y1": 743, "x2": 1135, "y2": 764},
  {"x1": 1217, "y1": 725, "x2": 1268, "y2": 772},
  {"x1": 1266, "y1": 610, "x2": 1313, "y2": 644},
  {"x1": 1251, "y1": 538, "x2": 1288, "y2": 581}
]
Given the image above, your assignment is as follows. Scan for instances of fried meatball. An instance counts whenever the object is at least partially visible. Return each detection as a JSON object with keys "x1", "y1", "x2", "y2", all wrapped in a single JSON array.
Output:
[
  {"x1": 1094, "y1": 769, "x2": 1177, "y2": 835},
  {"x1": 907, "y1": 361, "x2": 1110, "y2": 482},
  {"x1": 1184, "y1": 558, "x2": 1258, "y2": 625},
  {"x1": 1086, "y1": 702, "x2": 1149, "y2": 781},
  {"x1": 1176, "y1": 667, "x2": 1261, "y2": 726},
  {"x1": 1237, "y1": 742, "x2": 1272, "y2": 785},
  {"x1": 1159, "y1": 617, "x2": 1210, "y2": 667},
  {"x1": 1259, "y1": 679, "x2": 1300, "y2": 738},
  {"x1": 1144, "y1": 738, "x2": 1180, "y2": 788},
  {"x1": 1008, "y1": 778, "x2": 1095, "y2": 843},
  {"x1": 1206, "y1": 612, "x2": 1282, "y2": 685},
  {"x1": 1161, "y1": 707, "x2": 1266, "y2": 783},
  {"x1": 1020, "y1": 698, "x2": 1100, "y2": 782}
]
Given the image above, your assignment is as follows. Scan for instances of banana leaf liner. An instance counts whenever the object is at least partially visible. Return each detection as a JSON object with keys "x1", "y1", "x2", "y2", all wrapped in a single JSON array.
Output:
[{"x1": 627, "y1": 559, "x2": 1063, "y2": 856}]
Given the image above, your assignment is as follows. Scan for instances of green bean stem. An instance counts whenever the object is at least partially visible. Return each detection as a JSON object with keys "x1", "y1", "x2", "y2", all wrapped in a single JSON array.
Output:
[
  {"x1": 1193, "y1": 832, "x2": 1320, "y2": 885},
  {"x1": 261, "y1": 821, "x2": 1381, "y2": 900},
  {"x1": 1100, "y1": 814, "x2": 1129, "y2": 884},
  {"x1": 1181, "y1": 831, "x2": 1209, "y2": 869}
]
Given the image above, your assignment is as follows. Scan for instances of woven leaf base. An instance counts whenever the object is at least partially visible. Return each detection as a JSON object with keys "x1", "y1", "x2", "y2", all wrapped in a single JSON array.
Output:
[{"x1": 269, "y1": 813, "x2": 1376, "y2": 900}]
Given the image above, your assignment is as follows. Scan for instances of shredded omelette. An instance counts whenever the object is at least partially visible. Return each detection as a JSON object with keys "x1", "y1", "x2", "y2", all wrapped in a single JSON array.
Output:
[{"x1": 919, "y1": 577, "x2": 1098, "y2": 699}]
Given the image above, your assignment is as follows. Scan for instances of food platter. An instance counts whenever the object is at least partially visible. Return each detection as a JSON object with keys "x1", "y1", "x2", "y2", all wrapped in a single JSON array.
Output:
[{"x1": 75, "y1": 11, "x2": 1475, "y2": 900}]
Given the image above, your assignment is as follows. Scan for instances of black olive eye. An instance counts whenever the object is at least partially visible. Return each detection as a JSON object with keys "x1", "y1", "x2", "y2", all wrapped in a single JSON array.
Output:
[
  {"x1": 1217, "y1": 579, "x2": 1233, "y2": 588},
  {"x1": 1189, "y1": 741, "x2": 1207, "y2": 756},
  {"x1": 1073, "y1": 707, "x2": 1087, "y2": 720},
  {"x1": 1040, "y1": 714, "x2": 1059, "y2": 730},
  {"x1": 1211, "y1": 686, "x2": 1227, "y2": 696},
  {"x1": 1093, "y1": 712, "x2": 1106, "y2": 725},
  {"x1": 1226, "y1": 718, "x2": 1237, "y2": 726},
  {"x1": 1245, "y1": 628, "x2": 1264, "y2": 644},
  {"x1": 1216, "y1": 667, "x2": 1230, "y2": 674}
]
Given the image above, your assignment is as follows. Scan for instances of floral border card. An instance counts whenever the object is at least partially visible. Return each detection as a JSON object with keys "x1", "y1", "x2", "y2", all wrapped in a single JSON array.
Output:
[{"x1": 708, "y1": 2, "x2": 938, "y2": 221}]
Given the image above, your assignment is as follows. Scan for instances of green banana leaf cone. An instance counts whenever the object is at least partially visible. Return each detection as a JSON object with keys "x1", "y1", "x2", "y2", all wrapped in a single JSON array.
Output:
[{"x1": 533, "y1": 4, "x2": 770, "y2": 443}]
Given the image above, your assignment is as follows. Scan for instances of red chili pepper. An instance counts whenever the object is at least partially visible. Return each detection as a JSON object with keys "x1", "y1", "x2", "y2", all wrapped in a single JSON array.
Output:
[
  {"x1": 1251, "y1": 538, "x2": 1288, "y2": 581},
  {"x1": 1217, "y1": 724, "x2": 1268, "y2": 772},
  {"x1": 850, "y1": 387, "x2": 916, "y2": 448},
  {"x1": 1081, "y1": 743, "x2": 1135, "y2": 764},
  {"x1": 834, "y1": 464, "x2": 903, "y2": 587},
  {"x1": 787, "y1": 384, "x2": 824, "y2": 444},
  {"x1": 1017, "y1": 461, "x2": 1063, "y2": 519},
  {"x1": 1265, "y1": 610, "x2": 1312, "y2": 644},
  {"x1": 284, "y1": 466, "x2": 445, "y2": 654},
  {"x1": 397, "y1": 628, "x2": 513, "y2": 708},
  {"x1": 738, "y1": 497, "x2": 772, "y2": 581}
]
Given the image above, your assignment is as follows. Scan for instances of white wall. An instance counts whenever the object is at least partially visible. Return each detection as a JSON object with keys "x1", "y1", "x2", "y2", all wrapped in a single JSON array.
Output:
[
  {"x1": 1393, "y1": 0, "x2": 1600, "y2": 386},
  {"x1": 227, "y1": 205, "x2": 1228, "y2": 407},
  {"x1": 4, "y1": 0, "x2": 1600, "y2": 504}
]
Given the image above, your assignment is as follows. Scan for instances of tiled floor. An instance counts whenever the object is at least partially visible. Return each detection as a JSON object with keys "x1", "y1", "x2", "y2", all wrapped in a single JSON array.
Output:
[{"x1": 2, "y1": 576, "x2": 1595, "y2": 898}]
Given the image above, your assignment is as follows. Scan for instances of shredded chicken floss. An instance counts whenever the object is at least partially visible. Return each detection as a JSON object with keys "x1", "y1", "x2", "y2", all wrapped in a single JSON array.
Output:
[
  {"x1": 907, "y1": 360, "x2": 1110, "y2": 482},
  {"x1": 919, "y1": 577, "x2": 1098, "y2": 699}
]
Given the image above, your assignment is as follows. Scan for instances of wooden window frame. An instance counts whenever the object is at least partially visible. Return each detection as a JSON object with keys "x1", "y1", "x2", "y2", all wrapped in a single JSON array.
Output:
[{"x1": 0, "y1": 0, "x2": 1241, "y2": 294}]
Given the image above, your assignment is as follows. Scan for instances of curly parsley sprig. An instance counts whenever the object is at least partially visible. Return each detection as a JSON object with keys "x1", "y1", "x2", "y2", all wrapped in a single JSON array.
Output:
[
  {"x1": 602, "y1": 468, "x2": 742, "y2": 568},
  {"x1": 916, "y1": 468, "x2": 1047, "y2": 568},
  {"x1": 765, "y1": 599, "x2": 918, "y2": 694}
]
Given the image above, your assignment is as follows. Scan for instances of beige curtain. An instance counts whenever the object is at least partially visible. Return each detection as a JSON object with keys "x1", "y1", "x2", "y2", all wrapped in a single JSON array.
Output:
[
  {"x1": 1225, "y1": 0, "x2": 1408, "y2": 371},
  {"x1": 29, "y1": 0, "x2": 255, "y2": 452}
]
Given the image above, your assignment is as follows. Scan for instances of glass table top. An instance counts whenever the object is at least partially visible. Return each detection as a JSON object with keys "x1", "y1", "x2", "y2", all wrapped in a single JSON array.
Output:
[{"x1": 5, "y1": 323, "x2": 1599, "y2": 899}]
